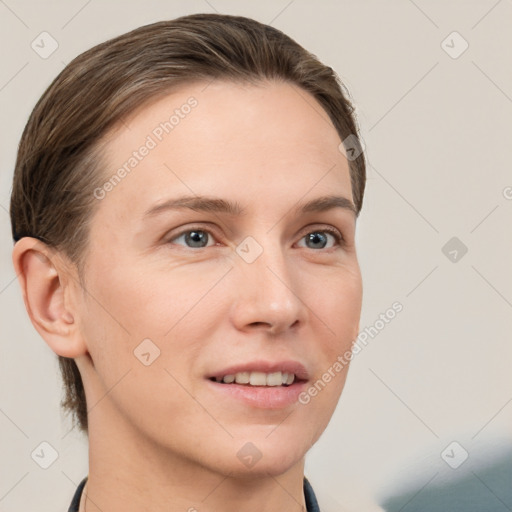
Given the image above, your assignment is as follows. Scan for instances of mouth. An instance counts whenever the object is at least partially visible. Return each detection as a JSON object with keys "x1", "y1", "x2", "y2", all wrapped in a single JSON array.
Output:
[
  {"x1": 206, "y1": 361, "x2": 309, "y2": 409},
  {"x1": 208, "y1": 371, "x2": 303, "y2": 387}
]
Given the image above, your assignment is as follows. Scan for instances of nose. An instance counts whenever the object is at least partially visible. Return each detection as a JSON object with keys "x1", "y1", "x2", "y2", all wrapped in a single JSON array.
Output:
[{"x1": 229, "y1": 244, "x2": 306, "y2": 336}]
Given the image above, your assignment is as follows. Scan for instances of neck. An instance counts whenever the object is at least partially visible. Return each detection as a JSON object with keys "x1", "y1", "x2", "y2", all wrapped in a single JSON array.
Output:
[{"x1": 82, "y1": 406, "x2": 307, "y2": 512}]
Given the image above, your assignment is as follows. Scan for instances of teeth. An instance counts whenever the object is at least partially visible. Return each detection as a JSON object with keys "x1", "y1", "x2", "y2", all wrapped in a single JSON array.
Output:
[
  {"x1": 250, "y1": 371, "x2": 267, "y2": 386},
  {"x1": 234, "y1": 372, "x2": 250, "y2": 384},
  {"x1": 217, "y1": 371, "x2": 296, "y2": 386},
  {"x1": 266, "y1": 372, "x2": 282, "y2": 386}
]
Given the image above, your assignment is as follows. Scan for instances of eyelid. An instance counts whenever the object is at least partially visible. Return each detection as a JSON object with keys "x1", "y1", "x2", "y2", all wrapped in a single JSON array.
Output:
[
  {"x1": 297, "y1": 224, "x2": 344, "y2": 240},
  {"x1": 296, "y1": 224, "x2": 346, "y2": 248}
]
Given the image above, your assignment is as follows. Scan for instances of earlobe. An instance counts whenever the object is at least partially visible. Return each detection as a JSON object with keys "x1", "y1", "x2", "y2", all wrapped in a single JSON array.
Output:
[{"x1": 12, "y1": 237, "x2": 88, "y2": 358}]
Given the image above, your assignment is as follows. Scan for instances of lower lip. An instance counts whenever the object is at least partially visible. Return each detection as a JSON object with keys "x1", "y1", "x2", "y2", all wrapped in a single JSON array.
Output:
[{"x1": 206, "y1": 379, "x2": 307, "y2": 409}]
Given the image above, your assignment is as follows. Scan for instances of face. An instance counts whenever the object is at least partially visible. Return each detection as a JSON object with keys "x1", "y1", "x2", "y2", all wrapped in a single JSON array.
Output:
[{"x1": 75, "y1": 79, "x2": 362, "y2": 477}]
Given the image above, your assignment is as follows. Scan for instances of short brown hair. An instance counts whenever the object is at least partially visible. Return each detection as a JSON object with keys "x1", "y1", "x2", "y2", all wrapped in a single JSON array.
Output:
[{"x1": 10, "y1": 13, "x2": 366, "y2": 434}]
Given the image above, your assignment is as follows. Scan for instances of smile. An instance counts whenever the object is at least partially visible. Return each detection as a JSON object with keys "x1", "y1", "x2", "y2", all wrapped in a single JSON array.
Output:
[
  {"x1": 206, "y1": 360, "x2": 309, "y2": 408},
  {"x1": 211, "y1": 371, "x2": 296, "y2": 386}
]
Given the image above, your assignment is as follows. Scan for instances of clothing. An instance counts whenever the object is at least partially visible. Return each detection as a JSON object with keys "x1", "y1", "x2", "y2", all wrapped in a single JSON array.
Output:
[
  {"x1": 68, "y1": 475, "x2": 320, "y2": 511},
  {"x1": 68, "y1": 476, "x2": 86, "y2": 512},
  {"x1": 303, "y1": 477, "x2": 321, "y2": 512}
]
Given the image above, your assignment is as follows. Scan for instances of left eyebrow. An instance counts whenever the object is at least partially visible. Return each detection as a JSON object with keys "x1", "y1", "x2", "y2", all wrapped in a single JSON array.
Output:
[
  {"x1": 143, "y1": 194, "x2": 357, "y2": 219},
  {"x1": 296, "y1": 195, "x2": 357, "y2": 216}
]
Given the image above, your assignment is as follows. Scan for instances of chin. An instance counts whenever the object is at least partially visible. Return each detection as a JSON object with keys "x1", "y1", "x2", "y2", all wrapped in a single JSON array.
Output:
[
  {"x1": 207, "y1": 434, "x2": 310, "y2": 478},
  {"x1": 215, "y1": 454, "x2": 305, "y2": 480}
]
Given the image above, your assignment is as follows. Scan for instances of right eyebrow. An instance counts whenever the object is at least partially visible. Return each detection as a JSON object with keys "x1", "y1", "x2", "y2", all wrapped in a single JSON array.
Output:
[{"x1": 143, "y1": 195, "x2": 247, "y2": 218}]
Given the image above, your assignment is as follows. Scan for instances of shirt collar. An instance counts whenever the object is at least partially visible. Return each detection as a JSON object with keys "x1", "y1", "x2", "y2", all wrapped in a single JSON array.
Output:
[
  {"x1": 304, "y1": 476, "x2": 321, "y2": 512},
  {"x1": 69, "y1": 475, "x2": 321, "y2": 511}
]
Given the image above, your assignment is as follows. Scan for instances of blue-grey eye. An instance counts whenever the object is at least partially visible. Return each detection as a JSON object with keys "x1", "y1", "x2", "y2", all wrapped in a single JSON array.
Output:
[
  {"x1": 172, "y1": 229, "x2": 213, "y2": 248},
  {"x1": 169, "y1": 227, "x2": 343, "y2": 250},
  {"x1": 306, "y1": 232, "x2": 327, "y2": 249},
  {"x1": 297, "y1": 230, "x2": 341, "y2": 250}
]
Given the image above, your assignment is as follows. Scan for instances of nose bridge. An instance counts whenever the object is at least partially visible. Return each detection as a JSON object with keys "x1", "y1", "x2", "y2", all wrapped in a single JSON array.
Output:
[{"x1": 230, "y1": 233, "x2": 305, "y2": 333}]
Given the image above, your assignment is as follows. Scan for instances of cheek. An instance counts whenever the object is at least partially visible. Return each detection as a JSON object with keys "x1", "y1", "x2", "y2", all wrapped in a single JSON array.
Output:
[
  {"x1": 76, "y1": 262, "x2": 212, "y2": 441},
  {"x1": 86, "y1": 249, "x2": 231, "y2": 335},
  {"x1": 76, "y1": 260, "x2": 244, "y2": 464},
  {"x1": 311, "y1": 264, "x2": 363, "y2": 354},
  {"x1": 79, "y1": 253, "x2": 231, "y2": 387},
  {"x1": 289, "y1": 264, "x2": 362, "y2": 436}
]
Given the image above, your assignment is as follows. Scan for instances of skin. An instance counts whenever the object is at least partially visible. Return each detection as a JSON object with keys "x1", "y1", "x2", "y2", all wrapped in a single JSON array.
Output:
[{"x1": 13, "y1": 79, "x2": 363, "y2": 512}]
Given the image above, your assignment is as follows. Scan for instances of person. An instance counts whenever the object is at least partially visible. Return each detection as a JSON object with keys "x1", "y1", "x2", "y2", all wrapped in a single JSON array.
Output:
[{"x1": 10, "y1": 13, "x2": 366, "y2": 512}]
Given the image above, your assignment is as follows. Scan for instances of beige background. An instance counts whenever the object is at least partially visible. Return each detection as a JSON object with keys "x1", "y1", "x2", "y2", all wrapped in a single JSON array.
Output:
[{"x1": 1, "y1": 1, "x2": 511, "y2": 510}]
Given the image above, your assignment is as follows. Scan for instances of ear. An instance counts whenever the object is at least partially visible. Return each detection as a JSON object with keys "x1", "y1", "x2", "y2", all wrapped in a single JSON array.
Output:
[{"x1": 12, "y1": 237, "x2": 88, "y2": 358}]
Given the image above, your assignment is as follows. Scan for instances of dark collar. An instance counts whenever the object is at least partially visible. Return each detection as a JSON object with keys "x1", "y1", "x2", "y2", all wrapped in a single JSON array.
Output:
[
  {"x1": 67, "y1": 476, "x2": 87, "y2": 512},
  {"x1": 304, "y1": 476, "x2": 321, "y2": 512},
  {"x1": 68, "y1": 475, "x2": 321, "y2": 511}
]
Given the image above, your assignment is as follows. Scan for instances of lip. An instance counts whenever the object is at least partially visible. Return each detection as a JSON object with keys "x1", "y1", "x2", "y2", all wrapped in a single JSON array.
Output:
[
  {"x1": 207, "y1": 379, "x2": 307, "y2": 409},
  {"x1": 207, "y1": 360, "x2": 310, "y2": 381},
  {"x1": 206, "y1": 360, "x2": 309, "y2": 409}
]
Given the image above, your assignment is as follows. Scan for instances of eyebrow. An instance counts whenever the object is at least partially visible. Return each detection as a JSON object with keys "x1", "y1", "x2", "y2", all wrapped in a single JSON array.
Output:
[{"x1": 143, "y1": 194, "x2": 357, "y2": 218}]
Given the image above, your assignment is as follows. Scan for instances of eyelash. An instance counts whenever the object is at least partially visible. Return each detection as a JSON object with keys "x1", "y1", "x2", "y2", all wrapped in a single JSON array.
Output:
[{"x1": 166, "y1": 225, "x2": 346, "y2": 250}]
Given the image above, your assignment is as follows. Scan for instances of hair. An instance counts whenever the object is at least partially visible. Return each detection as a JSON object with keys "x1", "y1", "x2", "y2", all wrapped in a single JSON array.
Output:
[{"x1": 10, "y1": 13, "x2": 366, "y2": 434}]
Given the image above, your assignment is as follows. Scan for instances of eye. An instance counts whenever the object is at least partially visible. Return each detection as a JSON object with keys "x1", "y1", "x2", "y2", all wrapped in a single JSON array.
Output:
[
  {"x1": 166, "y1": 226, "x2": 345, "y2": 250},
  {"x1": 168, "y1": 228, "x2": 216, "y2": 248},
  {"x1": 296, "y1": 228, "x2": 344, "y2": 250}
]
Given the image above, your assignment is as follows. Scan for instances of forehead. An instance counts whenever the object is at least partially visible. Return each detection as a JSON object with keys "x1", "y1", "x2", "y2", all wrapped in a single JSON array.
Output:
[{"x1": 96, "y1": 80, "x2": 352, "y2": 224}]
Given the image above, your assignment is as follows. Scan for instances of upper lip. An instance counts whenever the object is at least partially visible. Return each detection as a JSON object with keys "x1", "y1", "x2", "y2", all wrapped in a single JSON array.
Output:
[{"x1": 208, "y1": 360, "x2": 309, "y2": 381}]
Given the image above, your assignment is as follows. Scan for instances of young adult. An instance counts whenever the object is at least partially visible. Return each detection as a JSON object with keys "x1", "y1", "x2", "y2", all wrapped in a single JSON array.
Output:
[{"x1": 10, "y1": 13, "x2": 366, "y2": 511}]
